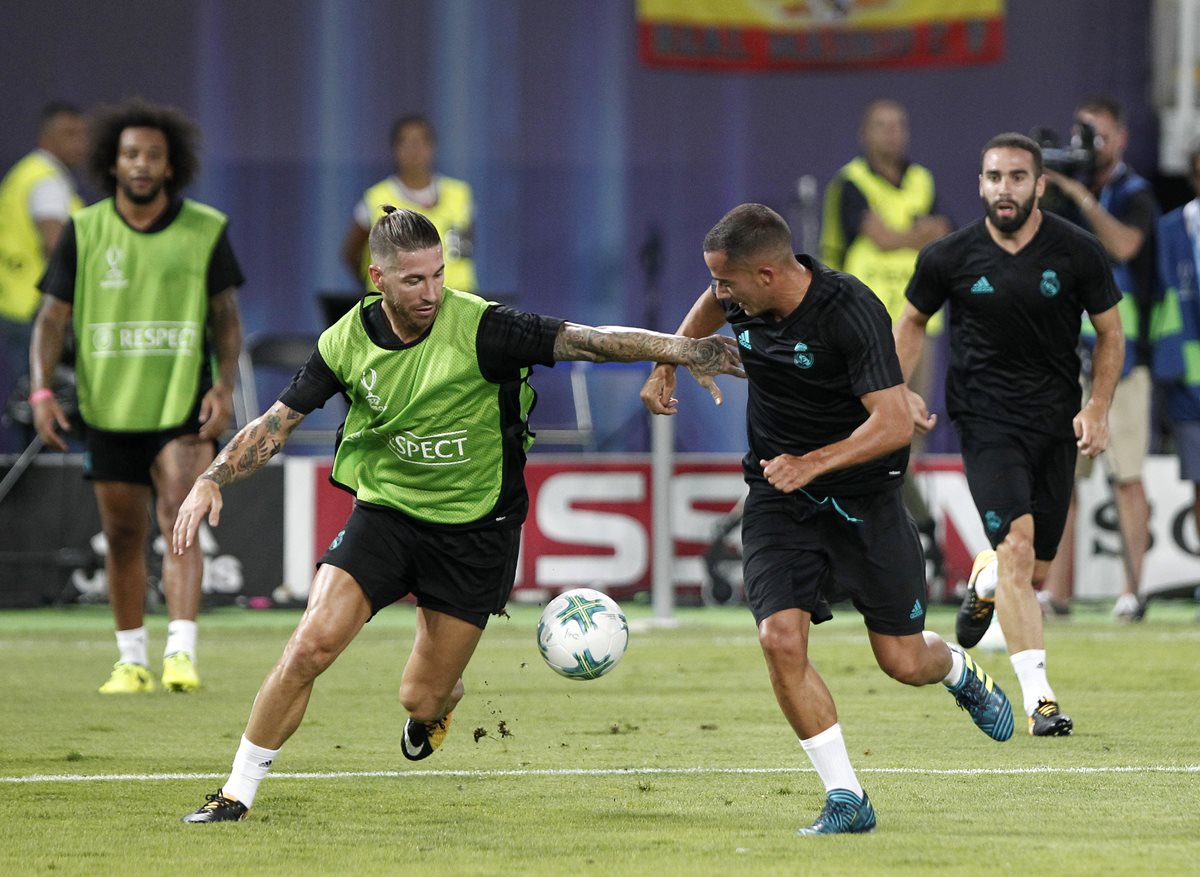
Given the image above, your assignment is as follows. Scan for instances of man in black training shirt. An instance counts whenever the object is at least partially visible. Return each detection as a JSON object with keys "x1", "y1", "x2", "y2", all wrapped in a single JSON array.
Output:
[
  {"x1": 895, "y1": 133, "x2": 1123, "y2": 738},
  {"x1": 172, "y1": 207, "x2": 745, "y2": 823},
  {"x1": 642, "y1": 203, "x2": 1013, "y2": 837}
]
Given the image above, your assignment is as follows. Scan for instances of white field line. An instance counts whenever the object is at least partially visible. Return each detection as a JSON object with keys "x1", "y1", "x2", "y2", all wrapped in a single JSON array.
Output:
[{"x1": 3, "y1": 764, "x2": 1198, "y2": 784}]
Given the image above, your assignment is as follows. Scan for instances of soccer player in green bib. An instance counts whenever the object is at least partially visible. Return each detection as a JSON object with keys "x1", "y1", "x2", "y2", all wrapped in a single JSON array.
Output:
[
  {"x1": 30, "y1": 99, "x2": 244, "y2": 696},
  {"x1": 173, "y1": 206, "x2": 744, "y2": 822}
]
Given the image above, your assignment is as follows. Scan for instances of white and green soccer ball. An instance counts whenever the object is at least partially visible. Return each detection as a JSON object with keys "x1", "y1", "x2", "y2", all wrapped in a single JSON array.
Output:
[{"x1": 537, "y1": 588, "x2": 629, "y2": 680}]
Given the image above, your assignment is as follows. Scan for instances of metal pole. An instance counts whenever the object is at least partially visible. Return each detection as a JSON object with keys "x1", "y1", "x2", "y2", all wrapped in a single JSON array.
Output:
[
  {"x1": 0, "y1": 435, "x2": 45, "y2": 506},
  {"x1": 650, "y1": 411, "x2": 675, "y2": 624}
]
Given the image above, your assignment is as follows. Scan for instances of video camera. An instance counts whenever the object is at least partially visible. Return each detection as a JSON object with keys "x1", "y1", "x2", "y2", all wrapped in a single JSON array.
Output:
[{"x1": 1031, "y1": 121, "x2": 1098, "y2": 183}]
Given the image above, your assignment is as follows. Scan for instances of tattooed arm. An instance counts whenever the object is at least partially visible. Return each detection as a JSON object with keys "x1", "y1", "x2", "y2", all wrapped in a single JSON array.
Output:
[
  {"x1": 640, "y1": 286, "x2": 729, "y2": 416},
  {"x1": 553, "y1": 322, "x2": 744, "y2": 405},
  {"x1": 198, "y1": 287, "x2": 244, "y2": 440},
  {"x1": 171, "y1": 400, "x2": 306, "y2": 554}
]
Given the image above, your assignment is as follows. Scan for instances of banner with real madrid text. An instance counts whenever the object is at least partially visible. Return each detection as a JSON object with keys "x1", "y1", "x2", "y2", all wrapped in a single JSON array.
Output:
[{"x1": 637, "y1": 0, "x2": 1005, "y2": 71}]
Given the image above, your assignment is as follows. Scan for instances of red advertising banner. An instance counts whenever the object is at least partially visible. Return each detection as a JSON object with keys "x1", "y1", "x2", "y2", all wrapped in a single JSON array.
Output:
[
  {"x1": 637, "y1": 0, "x2": 1005, "y2": 71},
  {"x1": 309, "y1": 456, "x2": 746, "y2": 601},
  {"x1": 292, "y1": 453, "x2": 1200, "y2": 606}
]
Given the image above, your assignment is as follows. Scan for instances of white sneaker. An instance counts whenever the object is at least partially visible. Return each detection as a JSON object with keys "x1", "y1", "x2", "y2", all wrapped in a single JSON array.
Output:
[{"x1": 1112, "y1": 593, "x2": 1142, "y2": 621}]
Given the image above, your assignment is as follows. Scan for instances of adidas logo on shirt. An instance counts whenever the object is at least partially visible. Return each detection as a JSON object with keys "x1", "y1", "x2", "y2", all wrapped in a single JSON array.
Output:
[
  {"x1": 737, "y1": 330, "x2": 752, "y2": 350},
  {"x1": 970, "y1": 276, "x2": 995, "y2": 294}
]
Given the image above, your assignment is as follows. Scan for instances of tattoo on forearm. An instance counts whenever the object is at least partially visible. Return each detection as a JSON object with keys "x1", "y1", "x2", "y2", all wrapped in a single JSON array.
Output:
[
  {"x1": 202, "y1": 462, "x2": 235, "y2": 488},
  {"x1": 209, "y1": 290, "x2": 243, "y2": 385},
  {"x1": 199, "y1": 410, "x2": 287, "y2": 487},
  {"x1": 555, "y1": 325, "x2": 682, "y2": 364},
  {"x1": 554, "y1": 324, "x2": 735, "y2": 379}
]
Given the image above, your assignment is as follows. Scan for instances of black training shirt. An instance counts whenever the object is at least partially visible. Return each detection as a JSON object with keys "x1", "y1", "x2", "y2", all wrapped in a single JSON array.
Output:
[
  {"x1": 722, "y1": 255, "x2": 908, "y2": 496},
  {"x1": 905, "y1": 212, "x2": 1120, "y2": 438}
]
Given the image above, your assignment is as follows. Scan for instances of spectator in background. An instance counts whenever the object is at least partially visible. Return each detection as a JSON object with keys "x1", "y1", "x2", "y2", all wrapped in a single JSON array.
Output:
[
  {"x1": 0, "y1": 102, "x2": 88, "y2": 451},
  {"x1": 341, "y1": 114, "x2": 476, "y2": 294},
  {"x1": 1154, "y1": 141, "x2": 1200, "y2": 578},
  {"x1": 819, "y1": 97, "x2": 952, "y2": 587},
  {"x1": 1040, "y1": 96, "x2": 1159, "y2": 621},
  {"x1": 30, "y1": 98, "x2": 244, "y2": 695},
  {"x1": 820, "y1": 98, "x2": 952, "y2": 323}
]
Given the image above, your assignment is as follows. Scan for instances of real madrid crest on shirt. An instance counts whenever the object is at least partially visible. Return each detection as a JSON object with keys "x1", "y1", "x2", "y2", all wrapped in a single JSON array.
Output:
[
  {"x1": 1039, "y1": 269, "x2": 1060, "y2": 298},
  {"x1": 793, "y1": 341, "x2": 814, "y2": 369}
]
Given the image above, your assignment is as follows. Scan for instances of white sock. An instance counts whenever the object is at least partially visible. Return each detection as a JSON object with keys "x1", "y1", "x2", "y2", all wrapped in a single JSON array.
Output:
[
  {"x1": 942, "y1": 643, "x2": 966, "y2": 687},
  {"x1": 222, "y1": 735, "x2": 280, "y2": 808},
  {"x1": 165, "y1": 619, "x2": 198, "y2": 662},
  {"x1": 1010, "y1": 649, "x2": 1055, "y2": 716},
  {"x1": 115, "y1": 627, "x2": 148, "y2": 667},
  {"x1": 974, "y1": 556, "x2": 999, "y2": 598},
  {"x1": 799, "y1": 723, "x2": 863, "y2": 798}
]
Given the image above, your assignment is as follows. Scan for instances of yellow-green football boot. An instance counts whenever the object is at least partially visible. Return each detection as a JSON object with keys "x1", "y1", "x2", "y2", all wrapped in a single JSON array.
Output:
[
  {"x1": 98, "y1": 661, "x2": 156, "y2": 694},
  {"x1": 162, "y1": 652, "x2": 200, "y2": 692}
]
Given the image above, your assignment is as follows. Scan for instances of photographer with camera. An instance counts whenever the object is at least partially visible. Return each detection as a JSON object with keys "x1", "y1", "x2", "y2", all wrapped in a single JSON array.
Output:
[{"x1": 1039, "y1": 96, "x2": 1158, "y2": 622}]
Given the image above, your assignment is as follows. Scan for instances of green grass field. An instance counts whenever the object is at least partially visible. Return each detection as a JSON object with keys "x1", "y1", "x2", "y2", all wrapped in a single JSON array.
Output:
[{"x1": 1, "y1": 600, "x2": 1197, "y2": 876}]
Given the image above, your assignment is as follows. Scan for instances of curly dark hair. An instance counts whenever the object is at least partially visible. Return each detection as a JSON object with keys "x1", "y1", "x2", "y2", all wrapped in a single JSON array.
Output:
[{"x1": 87, "y1": 98, "x2": 200, "y2": 198}]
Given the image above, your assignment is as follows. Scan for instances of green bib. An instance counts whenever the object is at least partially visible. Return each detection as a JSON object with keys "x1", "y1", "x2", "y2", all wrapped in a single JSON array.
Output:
[
  {"x1": 73, "y1": 199, "x2": 225, "y2": 430},
  {"x1": 323, "y1": 289, "x2": 524, "y2": 524}
]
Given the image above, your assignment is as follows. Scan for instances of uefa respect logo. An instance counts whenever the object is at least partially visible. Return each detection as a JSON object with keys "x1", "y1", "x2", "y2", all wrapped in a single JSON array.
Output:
[
  {"x1": 387, "y1": 428, "x2": 471, "y2": 466},
  {"x1": 88, "y1": 321, "x2": 199, "y2": 357}
]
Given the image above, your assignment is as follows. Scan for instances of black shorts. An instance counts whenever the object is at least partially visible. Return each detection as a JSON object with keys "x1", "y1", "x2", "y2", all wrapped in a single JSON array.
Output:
[
  {"x1": 318, "y1": 501, "x2": 521, "y2": 629},
  {"x1": 955, "y1": 419, "x2": 1076, "y2": 560},
  {"x1": 740, "y1": 481, "x2": 928, "y2": 636},
  {"x1": 82, "y1": 398, "x2": 211, "y2": 485}
]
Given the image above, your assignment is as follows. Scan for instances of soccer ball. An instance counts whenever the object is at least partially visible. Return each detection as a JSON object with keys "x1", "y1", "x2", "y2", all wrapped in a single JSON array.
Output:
[{"x1": 537, "y1": 588, "x2": 629, "y2": 680}]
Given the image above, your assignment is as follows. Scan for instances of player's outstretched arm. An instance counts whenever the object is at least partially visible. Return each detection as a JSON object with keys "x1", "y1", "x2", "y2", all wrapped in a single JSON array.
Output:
[
  {"x1": 172, "y1": 400, "x2": 306, "y2": 554},
  {"x1": 639, "y1": 287, "x2": 731, "y2": 415},
  {"x1": 554, "y1": 322, "x2": 744, "y2": 405}
]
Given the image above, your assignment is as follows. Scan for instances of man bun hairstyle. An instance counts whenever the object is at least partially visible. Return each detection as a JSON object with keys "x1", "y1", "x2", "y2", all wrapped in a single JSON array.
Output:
[
  {"x1": 368, "y1": 205, "x2": 442, "y2": 263},
  {"x1": 87, "y1": 97, "x2": 200, "y2": 198}
]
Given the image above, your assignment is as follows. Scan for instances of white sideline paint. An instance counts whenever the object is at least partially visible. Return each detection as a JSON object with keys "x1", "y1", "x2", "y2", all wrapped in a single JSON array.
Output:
[{"x1": 3, "y1": 765, "x2": 1197, "y2": 784}]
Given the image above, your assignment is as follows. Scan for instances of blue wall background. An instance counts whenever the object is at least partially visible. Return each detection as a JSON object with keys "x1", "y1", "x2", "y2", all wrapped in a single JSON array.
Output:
[{"x1": 1, "y1": 0, "x2": 1156, "y2": 452}]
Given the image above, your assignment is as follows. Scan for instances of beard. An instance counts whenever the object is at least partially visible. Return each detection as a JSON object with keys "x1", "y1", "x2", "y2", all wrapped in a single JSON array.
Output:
[
  {"x1": 983, "y1": 192, "x2": 1035, "y2": 233},
  {"x1": 119, "y1": 179, "x2": 166, "y2": 205}
]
